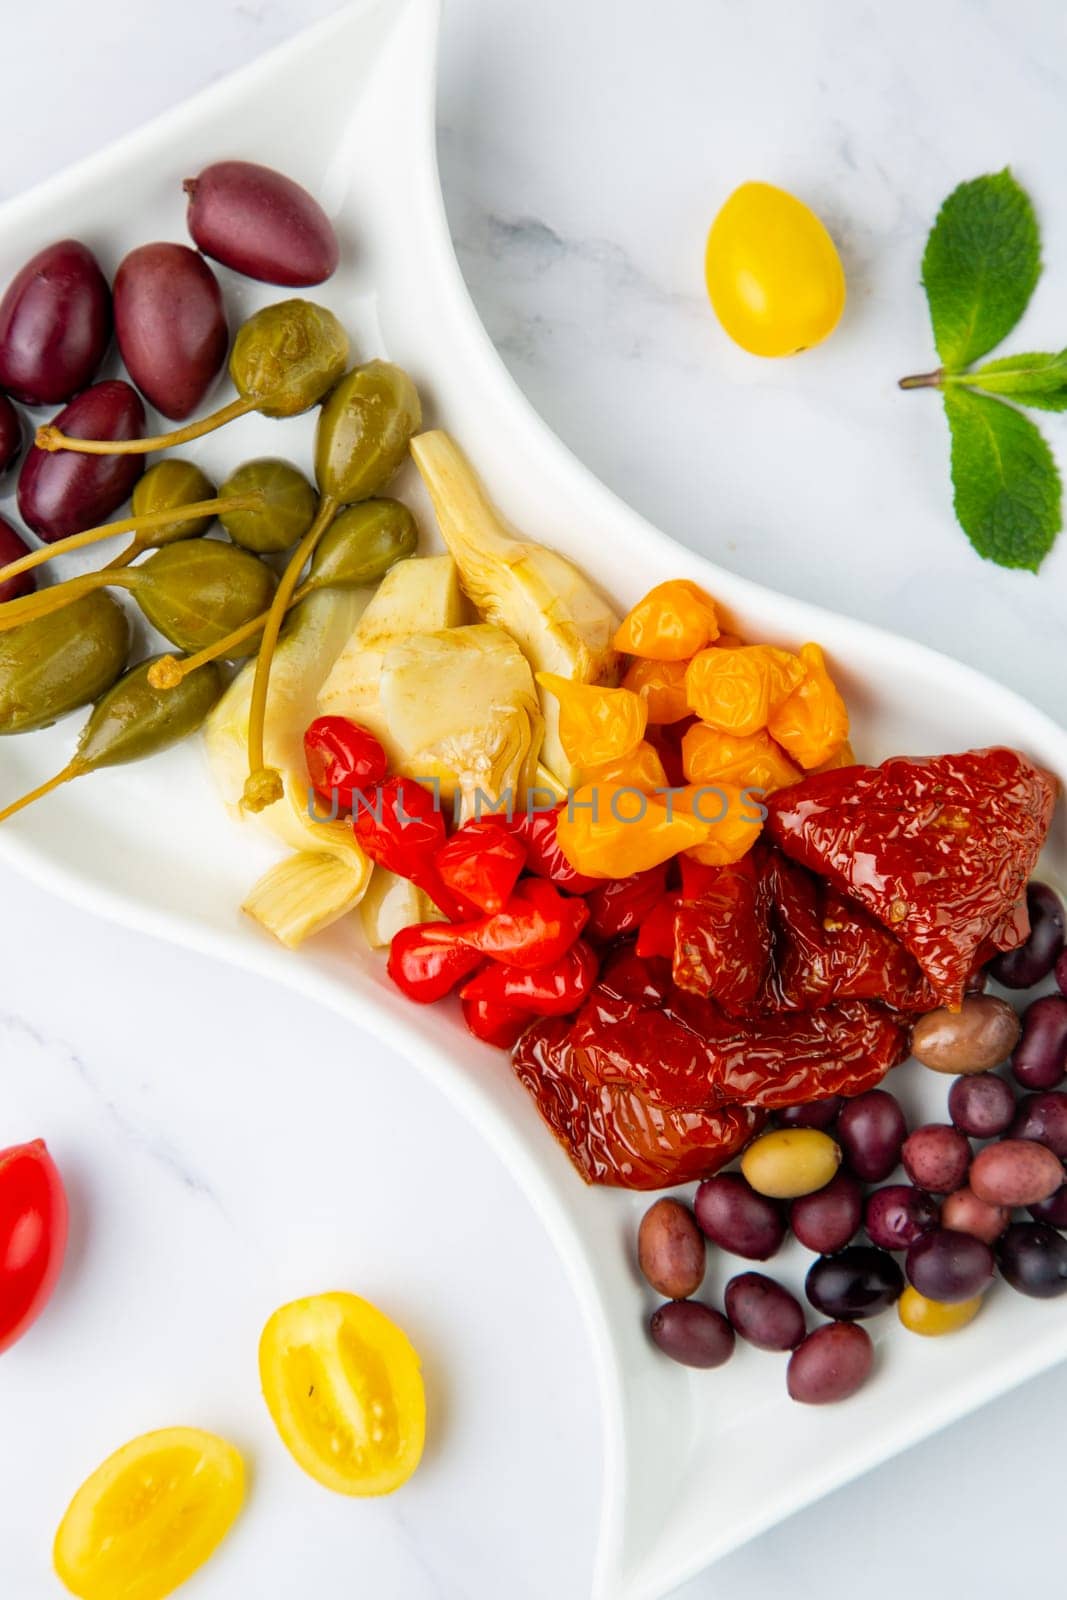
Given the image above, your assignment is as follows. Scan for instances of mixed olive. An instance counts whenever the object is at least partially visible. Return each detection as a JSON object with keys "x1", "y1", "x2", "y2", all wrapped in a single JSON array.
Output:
[
  {"x1": 0, "y1": 157, "x2": 424, "y2": 828},
  {"x1": 637, "y1": 879, "x2": 1067, "y2": 1403}
]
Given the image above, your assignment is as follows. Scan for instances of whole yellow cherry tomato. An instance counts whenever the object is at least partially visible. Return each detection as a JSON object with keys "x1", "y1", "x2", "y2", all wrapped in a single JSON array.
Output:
[
  {"x1": 53, "y1": 1427, "x2": 244, "y2": 1600},
  {"x1": 705, "y1": 181, "x2": 846, "y2": 357},
  {"x1": 259, "y1": 1291, "x2": 425, "y2": 1497}
]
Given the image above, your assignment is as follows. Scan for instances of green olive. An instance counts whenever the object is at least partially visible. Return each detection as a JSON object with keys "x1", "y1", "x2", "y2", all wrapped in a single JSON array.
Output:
[
  {"x1": 132, "y1": 541, "x2": 277, "y2": 657},
  {"x1": 314, "y1": 361, "x2": 422, "y2": 504},
  {"x1": 130, "y1": 460, "x2": 218, "y2": 547},
  {"x1": 77, "y1": 656, "x2": 224, "y2": 769},
  {"x1": 0, "y1": 591, "x2": 130, "y2": 735},
  {"x1": 230, "y1": 300, "x2": 349, "y2": 419},
  {"x1": 218, "y1": 458, "x2": 318, "y2": 553},
  {"x1": 309, "y1": 498, "x2": 418, "y2": 588}
]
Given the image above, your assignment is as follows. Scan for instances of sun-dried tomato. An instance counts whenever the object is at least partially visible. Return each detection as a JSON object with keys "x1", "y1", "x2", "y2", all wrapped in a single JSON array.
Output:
[
  {"x1": 672, "y1": 852, "x2": 771, "y2": 1014},
  {"x1": 513, "y1": 1016, "x2": 763, "y2": 1189},
  {"x1": 759, "y1": 848, "x2": 938, "y2": 1012},
  {"x1": 766, "y1": 748, "x2": 1056, "y2": 1008},
  {"x1": 568, "y1": 987, "x2": 908, "y2": 1111}
]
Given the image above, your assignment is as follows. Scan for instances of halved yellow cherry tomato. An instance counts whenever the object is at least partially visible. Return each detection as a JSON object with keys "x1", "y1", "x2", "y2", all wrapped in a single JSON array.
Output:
[
  {"x1": 705, "y1": 181, "x2": 846, "y2": 357},
  {"x1": 259, "y1": 1291, "x2": 425, "y2": 1497},
  {"x1": 53, "y1": 1427, "x2": 244, "y2": 1600}
]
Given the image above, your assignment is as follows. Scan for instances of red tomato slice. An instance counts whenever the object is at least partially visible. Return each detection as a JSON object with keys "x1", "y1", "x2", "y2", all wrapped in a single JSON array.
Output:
[{"x1": 0, "y1": 1139, "x2": 68, "y2": 1353}]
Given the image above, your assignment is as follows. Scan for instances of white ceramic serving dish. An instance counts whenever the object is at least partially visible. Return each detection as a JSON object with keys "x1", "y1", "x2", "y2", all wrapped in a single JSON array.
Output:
[{"x1": 1, "y1": 2, "x2": 1065, "y2": 1595}]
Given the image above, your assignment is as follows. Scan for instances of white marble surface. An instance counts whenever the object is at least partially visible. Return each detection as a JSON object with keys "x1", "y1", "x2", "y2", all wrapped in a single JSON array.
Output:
[{"x1": 2, "y1": 1, "x2": 1067, "y2": 1595}]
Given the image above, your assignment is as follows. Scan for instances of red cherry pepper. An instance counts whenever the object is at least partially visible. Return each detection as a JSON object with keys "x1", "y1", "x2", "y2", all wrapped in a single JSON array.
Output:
[
  {"x1": 507, "y1": 805, "x2": 602, "y2": 894},
  {"x1": 462, "y1": 996, "x2": 531, "y2": 1049},
  {"x1": 585, "y1": 864, "x2": 670, "y2": 942},
  {"x1": 678, "y1": 856, "x2": 723, "y2": 901},
  {"x1": 460, "y1": 939, "x2": 599, "y2": 1017},
  {"x1": 386, "y1": 922, "x2": 486, "y2": 1003},
  {"x1": 304, "y1": 715, "x2": 388, "y2": 810},
  {"x1": 635, "y1": 893, "x2": 682, "y2": 960},
  {"x1": 352, "y1": 775, "x2": 466, "y2": 915},
  {"x1": 454, "y1": 878, "x2": 589, "y2": 971},
  {"x1": 434, "y1": 819, "x2": 528, "y2": 916}
]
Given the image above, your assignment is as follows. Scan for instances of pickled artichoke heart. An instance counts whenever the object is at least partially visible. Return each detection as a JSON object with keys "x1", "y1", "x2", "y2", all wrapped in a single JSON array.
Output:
[
  {"x1": 359, "y1": 868, "x2": 439, "y2": 950},
  {"x1": 374, "y1": 624, "x2": 544, "y2": 816},
  {"x1": 243, "y1": 851, "x2": 370, "y2": 949},
  {"x1": 317, "y1": 554, "x2": 467, "y2": 729},
  {"x1": 410, "y1": 430, "x2": 620, "y2": 785},
  {"x1": 204, "y1": 587, "x2": 372, "y2": 942}
]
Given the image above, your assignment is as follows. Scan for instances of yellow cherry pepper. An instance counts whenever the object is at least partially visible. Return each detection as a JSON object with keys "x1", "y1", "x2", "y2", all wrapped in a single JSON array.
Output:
[
  {"x1": 621, "y1": 656, "x2": 691, "y2": 724},
  {"x1": 555, "y1": 784, "x2": 712, "y2": 878},
  {"x1": 815, "y1": 738, "x2": 858, "y2": 773},
  {"x1": 682, "y1": 723, "x2": 801, "y2": 795},
  {"x1": 536, "y1": 672, "x2": 647, "y2": 767},
  {"x1": 714, "y1": 630, "x2": 746, "y2": 651},
  {"x1": 674, "y1": 783, "x2": 764, "y2": 866},
  {"x1": 705, "y1": 181, "x2": 846, "y2": 358},
  {"x1": 685, "y1": 645, "x2": 805, "y2": 737},
  {"x1": 581, "y1": 740, "x2": 669, "y2": 791},
  {"x1": 767, "y1": 642, "x2": 849, "y2": 769},
  {"x1": 898, "y1": 1287, "x2": 983, "y2": 1337},
  {"x1": 614, "y1": 579, "x2": 719, "y2": 660}
]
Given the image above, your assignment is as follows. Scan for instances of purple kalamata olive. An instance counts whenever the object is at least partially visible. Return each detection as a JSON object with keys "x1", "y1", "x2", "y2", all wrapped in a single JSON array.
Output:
[
  {"x1": 0, "y1": 517, "x2": 35, "y2": 604},
  {"x1": 18, "y1": 380, "x2": 144, "y2": 540},
  {"x1": 989, "y1": 882, "x2": 1065, "y2": 989},
  {"x1": 864, "y1": 1185, "x2": 940, "y2": 1251},
  {"x1": 0, "y1": 394, "x2": 22, "y2": 474},
  {"x1": 1011, "y1": 995, "x2": 1067, "y2": 1091},
  {"x1": 1010, "y1": 1092, "x2": 1067, "y2": 1160},
  {"x1": 113, "y1": 243, "x2": 228, "y2": 421},
  {"x1": 184, "y1": 160, "x2": 339, "y2": 287},
  {"x1": 0, "y1": 239, "x2": 111, "y2": 405},
  {"x1": 776, "y1": 1097, "x2": 843, "y2": 1130},
  {"x1": 787, "y1": 1321, "x2": 873, "y2": 1405}
]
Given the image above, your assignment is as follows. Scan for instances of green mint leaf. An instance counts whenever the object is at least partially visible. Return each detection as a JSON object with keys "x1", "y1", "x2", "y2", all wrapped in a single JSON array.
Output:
[
  {"x1": 943, "y1": 385, "x2": 1060, "y2": 569},
  {"x1": 922, "y1": 170, "x2": 1040, "y2": 369},
  {"x1": 955, "y1": 350, "x2": 1067, "y2": 410}
]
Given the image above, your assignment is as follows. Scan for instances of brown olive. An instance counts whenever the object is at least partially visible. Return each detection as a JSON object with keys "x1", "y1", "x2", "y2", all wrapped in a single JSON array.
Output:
[
  {"x1": 969, "y1": 1140, "x2": 1065, "y2": 1208},
  {"x1": 637, "y1": 1198, "x2": 705, "y2": 1299},
  {"x1": 911, "y1": 995, "x2": 1021, "y2": 1074}
]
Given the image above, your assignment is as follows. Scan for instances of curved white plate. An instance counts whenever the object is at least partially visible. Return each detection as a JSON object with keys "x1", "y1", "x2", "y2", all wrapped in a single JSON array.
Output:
[{"x1": 1, "y1": 3, "x2": 1065, "y2": 1595}]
